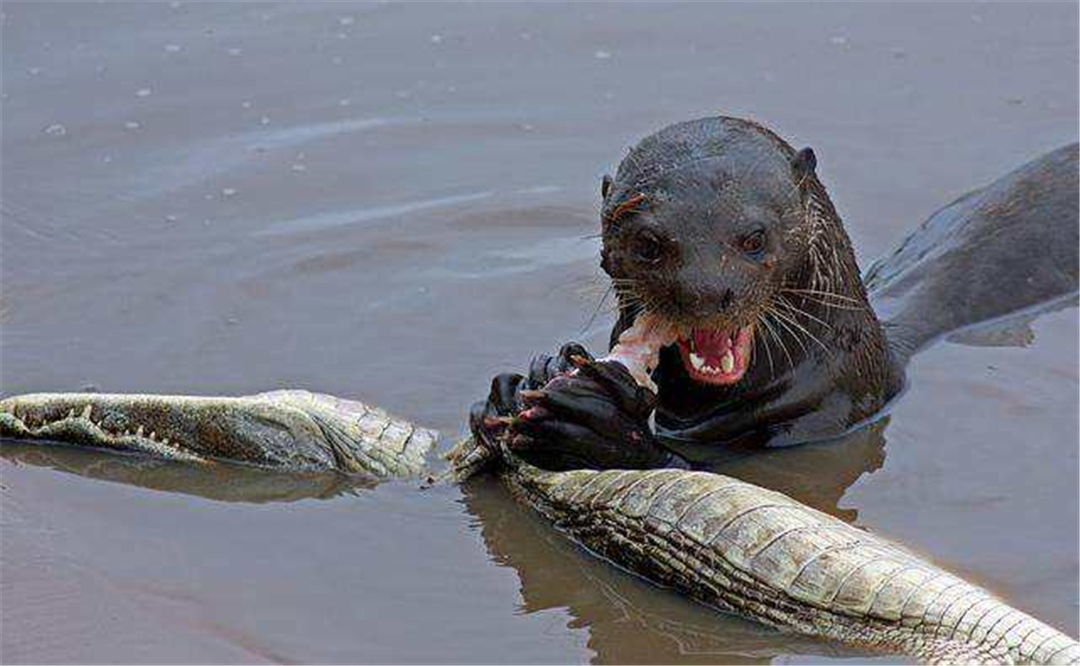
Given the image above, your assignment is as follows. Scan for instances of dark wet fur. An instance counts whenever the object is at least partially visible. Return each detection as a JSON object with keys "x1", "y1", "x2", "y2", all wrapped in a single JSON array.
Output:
[
  {"x1": 602, "y1": 117, "x2": 902, "y2": 450},
  {"x1": 867, "y1": 142, "x2": 1080, "y2": 361},
  {"x1": 473, "y1": 116, "x2": 1077, "y2": 467}
]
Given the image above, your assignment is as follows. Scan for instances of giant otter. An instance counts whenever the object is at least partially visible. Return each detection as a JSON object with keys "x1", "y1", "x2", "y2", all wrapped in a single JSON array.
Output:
[
  {"x1": 2, "y1": 115, "x2": 1077, "y2": 666},
  {"x1": 470, "y1": 116, "x2": 1079, "y2": 470}
]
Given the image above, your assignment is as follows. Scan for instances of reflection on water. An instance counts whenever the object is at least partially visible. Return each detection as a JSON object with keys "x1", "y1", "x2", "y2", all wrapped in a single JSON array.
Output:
[
  {"x1": 459, "y1": 422, "x2": 891, "y2": 665},
  {"x1": 0, "y1": 413, "x2": 886, "y2": 516},
  {"x1": 4, "y1": 408, "x2": 889, "y2": 663},
  {"x1": 2, "y1": 1, "x2": 1076, "y2": 663},
  {"x1": 257, "y1": 190, "x2": 495, "y2": 238},
  {"x1": 0, "y1": 441, "x2": 376, "y2": 503},
  {"x1": 945, "y1": 293, "x2": 1079, "y2": 349},
  {"x1": 0, "y1": 240, "x2": 1069, "y2": 665},
  {"x1": 695, "y1": 420, "x2": 889, "y2": 522},
  {"x1": 0, "y1": 414, "x2": 893, "y2": 665}
]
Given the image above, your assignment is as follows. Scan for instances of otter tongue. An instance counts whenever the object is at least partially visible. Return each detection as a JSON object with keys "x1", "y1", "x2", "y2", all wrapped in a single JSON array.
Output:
[{"x1": 692, "y1": 328, "x2": 733, "y2": 366}]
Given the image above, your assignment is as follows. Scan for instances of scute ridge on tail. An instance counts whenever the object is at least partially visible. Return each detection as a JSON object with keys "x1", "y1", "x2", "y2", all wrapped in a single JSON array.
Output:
[{"x1": 504, "y1": 461, "x2": 1080, "y2": 665}]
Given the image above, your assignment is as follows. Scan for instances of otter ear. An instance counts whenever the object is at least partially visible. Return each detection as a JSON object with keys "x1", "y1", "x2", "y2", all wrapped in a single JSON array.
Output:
[
  {"x1": 791, "y1": 147, "x2": 817, "y2": 181},
  {"x1": 601, "y1": 174, "x2": 613, "y2": 200}
]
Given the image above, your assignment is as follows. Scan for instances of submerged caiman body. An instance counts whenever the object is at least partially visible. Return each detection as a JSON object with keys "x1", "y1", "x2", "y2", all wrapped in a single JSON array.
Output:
[
  {"x1": 2, "y1": 145, "x2": 1078, "y2": 663},
  {"x1": 2, "y1": 388, "x2": 1078, "y2": 665},
  {"x1": 488, "y1": 451, "x2": 1080, "y2": 665}
]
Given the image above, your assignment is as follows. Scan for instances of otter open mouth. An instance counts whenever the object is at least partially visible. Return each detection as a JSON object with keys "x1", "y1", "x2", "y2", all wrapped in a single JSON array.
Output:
[{"x1": 677, "y1": 325, "x2": 754, "y2": 385}]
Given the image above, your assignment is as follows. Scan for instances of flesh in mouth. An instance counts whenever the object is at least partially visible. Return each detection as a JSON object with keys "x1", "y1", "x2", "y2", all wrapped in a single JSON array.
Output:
[
  {"x1": 677, "y1": 325, "x2": 754, "y2": 385},
  {"x1": 603, "y1": 313, "x2": 678, "y2": 392},
  {"x1": 602, "y1": 314, "x2": 754, "y2": 389}
]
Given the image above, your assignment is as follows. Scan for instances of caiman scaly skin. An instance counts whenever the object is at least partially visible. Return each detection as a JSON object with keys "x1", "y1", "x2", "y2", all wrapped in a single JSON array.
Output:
[
  {"x1": 2, "y1": 142, "x2": 1078, "y2": 662},
  {"x1": 447, "y1": 437, "x2": 1080, "y2": 666},
  {"x1": 1, "y1": 390, "x2": 1078, "y2": 663},
  {"x1": 0, "y1": 390, "x2": 436, "y2": 478}
]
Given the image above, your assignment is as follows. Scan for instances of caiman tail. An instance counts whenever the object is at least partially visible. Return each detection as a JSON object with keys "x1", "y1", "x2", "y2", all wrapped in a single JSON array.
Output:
[
  {"x1": 1, "y1": 388, "x2": 1078, "y2": 662},
  {"x1": 3, "y1": 144, "x2": 1079, "y2": 663},
  {"x1": 449, "y1": 438, "x2": 1080, "y2": 665}
]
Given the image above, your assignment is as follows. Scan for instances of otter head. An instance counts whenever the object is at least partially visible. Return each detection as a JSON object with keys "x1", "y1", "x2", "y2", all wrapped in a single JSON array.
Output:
[{"x1": 600, "y1": 117, "x2": 823, "y2": 386}]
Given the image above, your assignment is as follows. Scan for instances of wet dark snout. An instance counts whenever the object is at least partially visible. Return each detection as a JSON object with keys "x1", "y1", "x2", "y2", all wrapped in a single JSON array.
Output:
[
  {"x1": 663, "y1": 257, "x2": 747, "y2": 322},
  {"x1": 670, "y1": 234, "x2": 762, "y2": 319},
  {"x1": 668, "y1": 281, "x2": 732, "y2": 319}
]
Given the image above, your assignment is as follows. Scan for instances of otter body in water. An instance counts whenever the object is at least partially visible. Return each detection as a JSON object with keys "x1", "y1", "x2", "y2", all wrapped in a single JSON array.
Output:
[
  {"x1": 2, "y1": 117, "x2": 1077, "y2": 664},
  {"x1": 471, "y1": 117, "x2": 1079, "y2": 469}
]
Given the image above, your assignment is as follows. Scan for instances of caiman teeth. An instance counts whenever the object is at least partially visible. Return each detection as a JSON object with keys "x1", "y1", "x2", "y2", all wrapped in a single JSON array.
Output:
[
  {"x1": 80, "y1": 404, "x2": 92, "y2": 419},
  {"x1": 136, "y1": 425, "x2": 144, "y2": 437}
]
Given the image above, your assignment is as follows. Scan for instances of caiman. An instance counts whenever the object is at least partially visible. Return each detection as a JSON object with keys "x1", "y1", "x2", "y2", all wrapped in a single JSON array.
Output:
[{"x1": 1, "y1": 127, "x2": 1077, "y2": 665}]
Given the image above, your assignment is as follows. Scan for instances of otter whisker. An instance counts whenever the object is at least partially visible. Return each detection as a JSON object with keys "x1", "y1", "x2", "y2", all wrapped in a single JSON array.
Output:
[
  {"x1": 766, "y1": 307, "x2": 811, "y2": 357},
  {"x1": 780, "y1": 287, "x2": 863, "y2": 303},
  {"x1": 781, "y1": 291, "x2": 864, "y2": 310},
  {"x1": 780, "y1": 287, "x2": 868, "y2": 312},
  {"x1": 767, "y1": 313, "x2": 797, "y2": 371},
  {"x1": 610, "y1": 283, "x2": 644, "y2": 300},
  {"x1": 564, "y1": 268, "x2": 621, "y2": 298},
  {"x1": 768, "y1": 303, "x2": 831, "y2": 356},
  {"x1": 772, "y1": 296, "x2": 834, "y2": 331},
  {"x1": 758, "y1": 312, "x2": 794, "y2": 372},
  {"x1": 770, "y1": 303, "x2": 826, "y2": 349},
  {"x1": 611, "y1": 284, "x2": 657, "y2": 317},
  {"x1": 576, "y1": 280, "x2": 617, "y2": 298},
  {"x1": 582, "y1": 282, "x2": 616, "y2": 332},
  {"x1": 752, "y1": 313, "x2": 776, "y2": 378},
  {"x1": 783, "y1": 294, "x2": 867, "y2": 312}
]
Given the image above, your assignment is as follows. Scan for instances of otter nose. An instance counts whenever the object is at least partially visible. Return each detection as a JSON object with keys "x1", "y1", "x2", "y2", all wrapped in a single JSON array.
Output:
[
  {"x1": 674, "y1": 285, "x2": 735, "y2": 318},
  {"x1": 702, "y1": 287, "x2": 734, "y2": 315},
  {"x1": 719, "y1": 288, "x2": 733, "y2": 311}
]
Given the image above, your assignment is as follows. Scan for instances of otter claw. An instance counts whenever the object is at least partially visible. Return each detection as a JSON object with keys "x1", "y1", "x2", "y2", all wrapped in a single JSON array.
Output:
[
  {"x1": 483, "y1": 415, "x2": 516, "y2": 428},
  {"x1": 518, "y1": 389, "x2": 545, "y2": 402},
  {"x1": 568, "y1": 354, "x2": 592, "y2": 369},
  {"x1": 518, "y1": 406, "x2": 550, "y2": 421}
]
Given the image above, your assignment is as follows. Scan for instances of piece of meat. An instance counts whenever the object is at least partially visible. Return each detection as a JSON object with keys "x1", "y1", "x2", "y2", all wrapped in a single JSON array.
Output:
[{"x1": 598, "y1": 313, "x2": 677, "y2": 392}]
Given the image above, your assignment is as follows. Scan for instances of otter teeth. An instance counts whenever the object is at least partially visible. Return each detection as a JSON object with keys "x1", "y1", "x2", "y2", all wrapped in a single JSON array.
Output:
[
  {"x1": 721, "y1": 350, "x2": 735, "y2": 373},
  {"x1": 690, "y1": 352, "x2": 705, "y2": 371},
  {"x1": 689, "y1": 350, "x2": 736, "y2": 374}
]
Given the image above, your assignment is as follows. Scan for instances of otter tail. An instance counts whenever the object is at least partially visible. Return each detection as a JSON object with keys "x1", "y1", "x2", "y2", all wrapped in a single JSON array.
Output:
[{"x1": 864, "y1": 143, "x2": 1078, "y2": 363}]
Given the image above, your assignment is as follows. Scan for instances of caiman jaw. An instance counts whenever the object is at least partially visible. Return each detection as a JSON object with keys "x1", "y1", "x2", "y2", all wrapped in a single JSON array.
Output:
[
  {"x1": 0, "y1": 400, "x2": 207, "y2": 463},
  {"x1": 676, "y1": 323, "x2": 755, "y2": 385},
  {"x1": 0, "y1": 391, "x2": 437, "y2": 478}
]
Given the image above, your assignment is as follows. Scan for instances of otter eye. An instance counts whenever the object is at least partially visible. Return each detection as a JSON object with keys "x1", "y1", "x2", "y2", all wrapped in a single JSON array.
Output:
[
  {"x1": 633, "y1": 230, "x2": 664, "y2": 264},
  {"x1": 739, "y1": 229, "x2": 767, "y2": 256}
]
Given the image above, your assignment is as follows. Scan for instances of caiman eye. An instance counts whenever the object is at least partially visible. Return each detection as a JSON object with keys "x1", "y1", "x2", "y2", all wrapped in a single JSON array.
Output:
[
  {"x1": 739, "y1": 229, "x2": 767, "y2": 256},
  {"x1": 633, "y1": 230, "x2": 665, "y2": 264}
]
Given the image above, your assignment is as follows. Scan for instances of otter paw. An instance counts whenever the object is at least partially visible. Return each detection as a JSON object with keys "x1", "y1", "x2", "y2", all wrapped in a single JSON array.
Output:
[
  {"x1": 468, "y1": 372, "x2": 525, "y2": 447},
  {"x1": 508, "y1": 359, "x2": 668, "y2": 470}
]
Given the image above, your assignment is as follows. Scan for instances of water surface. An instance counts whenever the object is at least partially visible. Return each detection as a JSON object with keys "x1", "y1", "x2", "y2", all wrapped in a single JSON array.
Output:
[{"x1": 2, "y1": 2, "x2": 1077, "y2": 663}]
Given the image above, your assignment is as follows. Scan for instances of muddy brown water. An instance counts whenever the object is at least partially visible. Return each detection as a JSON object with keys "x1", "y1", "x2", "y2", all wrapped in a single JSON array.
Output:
[{"x1": 1, "y1": 2, "x2": 1077, "y2": 664}]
